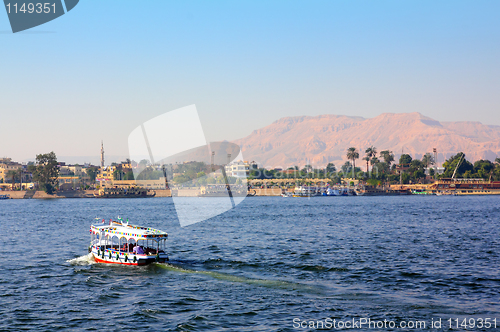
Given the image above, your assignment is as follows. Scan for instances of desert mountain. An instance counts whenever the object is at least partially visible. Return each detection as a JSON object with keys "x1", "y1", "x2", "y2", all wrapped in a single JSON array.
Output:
[{"x1": 234, "y1": 113, "x2": 500, "y2": 168}]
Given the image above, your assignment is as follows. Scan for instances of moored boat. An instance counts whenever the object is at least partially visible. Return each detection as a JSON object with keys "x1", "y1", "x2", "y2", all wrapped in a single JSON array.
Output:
[
  {"x1": 321, "y1": 188, "x2": 340, "y2": 196},
  {"x1": 0, "y1": 194, "x2": 10, "y2": 200},
  {"x1": 430, "y1": 178, "x2": 500, "y2": 195},
  {"x1": 197, "y1": 184, "x2": 248, "y2": 197},
  {"x1": 89, "y1": 218, "x2": 168, "y2": 265},
  {"x1": 93, "y1": 186, "x2": 156, "y2": 198},
  {"x1": 292, "y1": 186, "x2": 321, "y2": 197}
]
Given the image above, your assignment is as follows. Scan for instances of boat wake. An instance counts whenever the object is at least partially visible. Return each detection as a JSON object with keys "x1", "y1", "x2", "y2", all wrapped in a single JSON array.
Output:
[
  {"x1": 66, "y1": 253, "x2": 96, "y2": 265},
  {"x1": 156, "y1": 262, "x2": 322, "y2": 293}
]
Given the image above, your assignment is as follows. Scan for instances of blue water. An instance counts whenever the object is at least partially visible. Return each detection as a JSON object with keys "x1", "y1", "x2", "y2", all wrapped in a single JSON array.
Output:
[{"x1": 1, "y1": 196, "x2": 500, "y2": 331}]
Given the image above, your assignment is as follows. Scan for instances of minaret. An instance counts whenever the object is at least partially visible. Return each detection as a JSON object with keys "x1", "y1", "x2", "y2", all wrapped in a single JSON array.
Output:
[{"x1": 100, "y1": 141, "x2": 105, "y2": 168}]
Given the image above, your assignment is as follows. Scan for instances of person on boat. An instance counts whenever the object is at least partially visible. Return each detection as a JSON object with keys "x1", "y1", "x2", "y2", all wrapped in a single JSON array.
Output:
[{"x1": 133, "y1": 244, "x2": 144, "y2": 255}]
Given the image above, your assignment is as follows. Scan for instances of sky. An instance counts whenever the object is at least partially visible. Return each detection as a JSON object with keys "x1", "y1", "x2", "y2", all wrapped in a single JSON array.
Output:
[{"x1": 1, "y1": 0, "x2": 499, "y2": 163}]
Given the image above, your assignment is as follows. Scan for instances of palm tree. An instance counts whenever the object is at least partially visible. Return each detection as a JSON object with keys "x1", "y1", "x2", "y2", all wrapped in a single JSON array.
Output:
[
  {"x1": 17, "y1": 168, "x2": 23, "y2": 190},
  {"x1": 6, "y1": 170, "x2": 17, "y2": 190},
  {"x1": 341, "y1": 161, "x2": 352, "y2": 174},
  {"x1": 365, "y1": 146, "x2": 377, "y2": 173},
  {"x1": 346, "y1": 147, "x2": 359, "y2": 178},
  {"x1": 362, "y1": 156, "x2": 370, "y2": 173},
  {"x1": 380, "y1": 150, "x2": 394, "y2": 166},
  {"x1": 421, "y1": 153, "x2": 435, "y2": 168}
]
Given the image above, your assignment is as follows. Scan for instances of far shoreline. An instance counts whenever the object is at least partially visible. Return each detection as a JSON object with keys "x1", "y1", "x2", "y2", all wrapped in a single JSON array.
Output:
[{"x1": 1, "y1": 188, "x2": 284, "y2": 199}]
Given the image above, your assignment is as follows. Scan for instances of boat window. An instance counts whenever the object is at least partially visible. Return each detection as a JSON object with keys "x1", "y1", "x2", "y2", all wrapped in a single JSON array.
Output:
[
  {"x1": 112, "y1": 236, "x2": 120, "y2": 250},
  {"x1": 119, "y1": 237, "x2": 128, "y2": 252},
  {"x1": 128, "y1": 238, "x2": 136, "y2": 252}
]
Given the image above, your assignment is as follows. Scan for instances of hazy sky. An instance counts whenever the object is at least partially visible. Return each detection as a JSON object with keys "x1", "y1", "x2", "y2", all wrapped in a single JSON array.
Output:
[{"x1": 1, "y1": 1, "x2": 499, "y2": 163}]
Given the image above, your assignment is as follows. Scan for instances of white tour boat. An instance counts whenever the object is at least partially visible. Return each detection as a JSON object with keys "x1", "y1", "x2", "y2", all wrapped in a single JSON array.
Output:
[{"x1": 89, "y1": 218, "x2": 169, "y2": 265}]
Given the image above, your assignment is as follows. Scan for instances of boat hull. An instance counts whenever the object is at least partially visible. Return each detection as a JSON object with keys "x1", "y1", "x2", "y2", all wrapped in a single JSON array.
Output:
[{"x1": 90, "y1": 247, "x2": 168, "y2": 266}]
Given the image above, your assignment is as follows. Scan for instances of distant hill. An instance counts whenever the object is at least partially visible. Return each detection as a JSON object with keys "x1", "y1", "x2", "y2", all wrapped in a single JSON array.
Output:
[{"x1": 234, "y1": 112, "x2": 500, "y2": 168}]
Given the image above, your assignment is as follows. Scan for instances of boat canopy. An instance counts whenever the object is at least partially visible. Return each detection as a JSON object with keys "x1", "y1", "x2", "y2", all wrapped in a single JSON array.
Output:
[{"x1": 90, "y1": 220, "x2": 168, "y2": 242}]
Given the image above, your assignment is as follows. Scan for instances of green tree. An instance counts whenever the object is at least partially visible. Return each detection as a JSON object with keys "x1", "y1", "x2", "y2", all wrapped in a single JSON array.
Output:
[
  {"x1": 326, "y1": 163, "x2": 336, "y2": 172},
  {"x1": 421, "y1": 153, "x2": 434, "y2": 168},
  {"x1": 442, "y1": 152, "x2": 473, "y2": 178},
  {"x1": 139, "y1": 159, "x2": 150, "y2": 168},
  {"x1": 429, "y1": 168, "x2": 435, "y2": 177},
  {"x1": 173, "y1": 174, "x2": 191, "y2": 184},
  {"x1": 399, "y1": 154, "x2": 412, "y2": 166},
  {"x1": 410, "y1": 159, "x2": 423, "y2": 168},
  {"x1": 341, "y1": 161, "x2": 352, "y2": 175},
  {"x1": 473, "y1": 159, "x2": 494, "y2": 179},
  {"x1": 365, "y1": 146, "x2": 377, "y2": 173},
  {"x1": 249, "y1": 169, "x2": 264, "y2": 180},
  {"x1": 362, "y1": 156, "x2": 370, "y2": 173},
  {"x1": 346, "y1": 147, "x2": 359, "y2": 177},
  {"x1": 17, "y1": 168, "x2": 24, "y2": 189},
  {"x1": 373, "y1": 161, "x2": 390, "y2": 176},
  {"x1": 6, "y1": 170, "x2": 17, "y2": 188},
  {"x1": 32, "y1": 152, "x2": 59, "y2": 194},
  {"x1": 113, "y1": 169, "x2": 125, "y2": 180},
  {"x1": 124, "y1": 171, "x2": 135, "y2": 180},
  {"x1": 197, "y1": 177, "x2": 207, "y2": 186},
  {"x1": 401, "y1": 172, "x2": 410, "y2": 184},
  {"x1": 379, "y1": 150, "x2": 395, "y2": 166},
  {"x1": 86, "y1": 167, "x2": 98, "y2": 182},
  {"x1": 301, "y1": 165, "x2": 313, "y2": 173}
]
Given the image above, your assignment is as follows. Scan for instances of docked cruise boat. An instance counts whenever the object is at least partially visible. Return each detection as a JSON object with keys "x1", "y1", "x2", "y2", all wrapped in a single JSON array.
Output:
[
  {"x1": 93, "y1": 187, "x2": 156, "y2": 198},
  {"x1": 197, "y1": 184, "x2": 249, "y2": 197},
  {"x1": 89, "y1": 218, "x2": 168, "y2": 265},
  {"x1": 293, "y1": 186, "x2": 321, "y2": 197},
  {"x1": 322, "y1": 187, "x2": 340, "y2": 196},
  {"x1": 429, "y1": 178, "x2": 500, "y2": 195}
]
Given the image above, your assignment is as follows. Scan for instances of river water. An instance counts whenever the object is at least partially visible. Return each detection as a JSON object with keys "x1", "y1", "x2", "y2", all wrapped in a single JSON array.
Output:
[{"x1": 1, "y1": 196, "x2": 499, "y2": 331}]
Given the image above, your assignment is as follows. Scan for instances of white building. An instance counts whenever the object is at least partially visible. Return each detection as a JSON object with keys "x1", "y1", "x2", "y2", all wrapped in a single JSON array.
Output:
[
  {"x1": 425, "y1": 167, "x2": 445, "y2": 175},
  {"x1": 225, "y1": 161, "x2": 253, "y2": 178}
]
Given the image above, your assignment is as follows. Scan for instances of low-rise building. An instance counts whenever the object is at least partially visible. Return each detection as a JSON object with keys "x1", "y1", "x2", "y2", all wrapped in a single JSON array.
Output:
[
  {"x1": 59, "y1": 164, "x2": 86, "y2": 176},
  {"x1": 58, "y1": 176, "x2": 82, "y2": 191},
  {"x1": 96, "y1": 166, "x2": 116, "y2": 183},
  {"x1": 0, "y1": 158, "x2": 22, "y2": 183},
  {"x1": 224, "y1": 160, "x2": 255, "y2": 178}
]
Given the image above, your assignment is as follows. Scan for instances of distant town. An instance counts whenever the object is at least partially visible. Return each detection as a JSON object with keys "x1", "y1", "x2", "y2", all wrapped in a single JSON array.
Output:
[{"x1": 2, "y1": 143, "x2": 500, "y2": 197}]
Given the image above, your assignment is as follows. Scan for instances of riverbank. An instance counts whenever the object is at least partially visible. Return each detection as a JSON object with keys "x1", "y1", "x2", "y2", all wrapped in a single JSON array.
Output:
[
  {"x1": 1, "y1": 189, "x2": 173, "y2": 199},
  {"x1": 0, "y1": 188, "x2": 284, "y2": 199}
]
